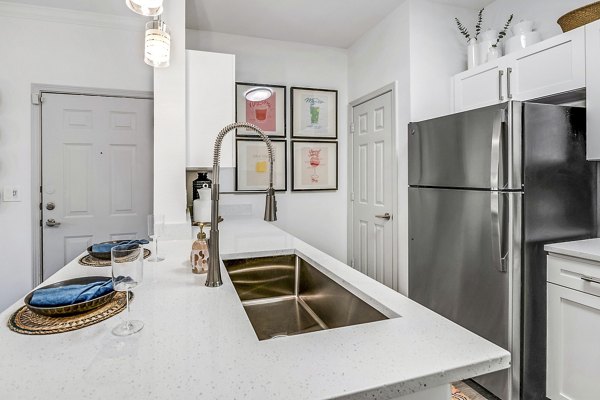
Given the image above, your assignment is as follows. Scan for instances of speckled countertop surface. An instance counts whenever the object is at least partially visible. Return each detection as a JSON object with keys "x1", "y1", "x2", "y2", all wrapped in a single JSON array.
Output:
[
  {"x1": 0, "y1": 217, "x2": 509, "y2": 400},
  {"x1": 545, "y1": 238, "x2": 600, "y2": 263}
]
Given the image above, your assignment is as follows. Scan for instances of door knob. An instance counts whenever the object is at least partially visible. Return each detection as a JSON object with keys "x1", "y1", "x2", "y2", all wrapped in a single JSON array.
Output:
[
  {"x1": 375, "y1": 213, "x2": 392, "y2": 220},
  {"x1": 46, "y1": 219, "x2": 61, "y2": 227}
]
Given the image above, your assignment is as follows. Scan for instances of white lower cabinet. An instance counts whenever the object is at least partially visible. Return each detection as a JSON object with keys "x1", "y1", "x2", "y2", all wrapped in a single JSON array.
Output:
[{"x1": 547, "y1": 255, "x2": 600, "y2": 400}]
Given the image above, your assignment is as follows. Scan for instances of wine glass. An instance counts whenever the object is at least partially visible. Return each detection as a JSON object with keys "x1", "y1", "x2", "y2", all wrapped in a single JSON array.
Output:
[
  {"x1": 111, "y1": 244, "x2": 144, "y2": 336},
  {"x1": 147, "y1": 214, "x2": 165, "y2": 262}
]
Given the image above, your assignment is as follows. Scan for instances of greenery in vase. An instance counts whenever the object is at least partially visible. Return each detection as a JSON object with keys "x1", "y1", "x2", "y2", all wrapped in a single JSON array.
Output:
[
  {"x1": 493, "y1": 14, "x2": 514, "y2": 48},
  {"x1": 455, "y1": 8, "x2": 484, "y2": 43}
]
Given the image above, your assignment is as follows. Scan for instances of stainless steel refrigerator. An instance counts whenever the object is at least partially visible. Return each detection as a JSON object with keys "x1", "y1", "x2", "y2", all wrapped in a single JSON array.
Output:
[{"x1": 408, "y1": 101, "x2": 596, "y2": 400}]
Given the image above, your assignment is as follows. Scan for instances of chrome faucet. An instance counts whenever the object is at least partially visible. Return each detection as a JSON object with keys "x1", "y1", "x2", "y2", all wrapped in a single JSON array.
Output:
[{"x1": 206, "y1": 122, "x2": 277, "y2": 287}]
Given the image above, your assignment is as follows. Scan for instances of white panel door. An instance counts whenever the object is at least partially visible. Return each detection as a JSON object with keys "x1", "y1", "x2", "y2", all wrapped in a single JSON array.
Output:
[
  {"x1": 41, "y1": 93, "x2": 153, "y2": 280},
  {"x1": 547, "y1": 283, "x2": 600, "y2": 400},
  {"x1": 351, "y1": 92, "x2": 394, "y2": 288}
]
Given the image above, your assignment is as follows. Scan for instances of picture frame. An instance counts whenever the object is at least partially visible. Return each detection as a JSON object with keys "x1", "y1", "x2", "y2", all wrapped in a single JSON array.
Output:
[
  {"x1": 291, "y1": 140, "x2": 338, "y2": 191},
  {"x1": 236, "y1": 139, "x2": 287, "y2": 192},
  {"x1": 291, "y1": 87, "x2": 338, "y2": 139},
  {"x1": 236, "y1": 82, "x2": 286, "y2": 138}
]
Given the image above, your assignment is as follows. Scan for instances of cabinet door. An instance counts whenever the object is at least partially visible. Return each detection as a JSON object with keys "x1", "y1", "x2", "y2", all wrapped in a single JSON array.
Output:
[
  {"x1": 186, "y1": 50, "x2": 235, "y2": 168},
  {"x1": 586, "y1": 20, "x2": 600, "y2": 160},
  {"x1": 508, "y1": 28, "x2": 585, "y2": 102},
  {"x1": 453, "y1": 62, "x2": 505, "y2": 112},
  {"x1": 547, "y1": 283, "x2": 600, "y2": 400}
]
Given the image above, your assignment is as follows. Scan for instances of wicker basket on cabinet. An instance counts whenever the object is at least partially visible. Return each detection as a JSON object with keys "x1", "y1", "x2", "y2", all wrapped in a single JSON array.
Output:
[{"x1": 558, "y1": 1, "x2": 600, "y2": 32}]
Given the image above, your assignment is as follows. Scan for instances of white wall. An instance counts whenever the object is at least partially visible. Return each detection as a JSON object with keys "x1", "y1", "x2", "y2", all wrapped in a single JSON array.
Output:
[
  {"x1": 347, "y1": 0, "x2": 477, "y2": 294},
  {"x1": 409, "y1": 0, "x2": 476, "y2": 121},
  {"x1": 0, "y1": 3, "x2": 152, "y2": 311},
  {"x1": 483, "y1": 0, "x2": 591, "y2": 42},
  {"x1": 186, "y1": 30, "x2": 349, "y2": 262},
  {"x1": 348, "y1": 1, "x2": 411, "y2": 294},
  {"x1": 154, "y1": 0, "x2": 189, "y2": 236}
]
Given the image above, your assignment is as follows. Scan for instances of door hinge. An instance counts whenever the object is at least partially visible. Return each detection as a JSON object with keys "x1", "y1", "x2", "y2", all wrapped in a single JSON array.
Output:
[
  {"x1": 350, "y1": 259, "x2": 355, "y2": 268},
  {"x1": 350, "y1": 123, "x2": 355, "y2": 134},
  {"x1": 351, "y1": 192, "x2": 355, "y2": 201}
]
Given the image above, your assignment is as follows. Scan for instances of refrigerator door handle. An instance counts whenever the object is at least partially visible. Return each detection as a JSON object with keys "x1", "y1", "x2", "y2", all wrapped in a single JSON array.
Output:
[
  {"x1": 490, "y1": 110, "x2": 505, "y2": 190},
  {"x1": 491, "y1": 191, "x2": 508, "y2": 273}
]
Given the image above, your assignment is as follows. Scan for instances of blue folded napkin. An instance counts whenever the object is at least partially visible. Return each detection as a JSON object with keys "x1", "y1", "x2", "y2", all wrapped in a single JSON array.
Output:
[
  {"x1": 91, "y1": 239, "x2": 149, "y2": 253},
  {"x1": 29, "y1": 280, "x2": 114, "y2": 307}
]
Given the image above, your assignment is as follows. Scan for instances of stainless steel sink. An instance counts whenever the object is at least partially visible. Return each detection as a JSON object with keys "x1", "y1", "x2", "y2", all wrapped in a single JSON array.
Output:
[{"x1": 224, "y1": 255, "x2": 391, "y2": 340}]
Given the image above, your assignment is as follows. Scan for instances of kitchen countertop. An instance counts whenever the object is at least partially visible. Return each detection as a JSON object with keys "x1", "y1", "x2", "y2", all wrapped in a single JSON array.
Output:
[
  {"x1": 0, "y1": 217, "x2": 510, "y2": 400},
  {"x1": 545, "y1": 238, "x2": 600, "y2": 263}
]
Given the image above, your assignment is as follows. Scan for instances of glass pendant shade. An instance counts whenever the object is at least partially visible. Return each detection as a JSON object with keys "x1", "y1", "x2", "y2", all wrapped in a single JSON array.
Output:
[
  {"x1": 144, "y1": 19, "x2": 170, "y2": 68},
  {"x1": 126, "y1": 0, "x2": 163, "y2": 17}
]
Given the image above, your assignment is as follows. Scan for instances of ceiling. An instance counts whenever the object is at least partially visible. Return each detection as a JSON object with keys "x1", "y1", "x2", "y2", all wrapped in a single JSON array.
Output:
[
  {"x1": 186, "y1": 0, "x2": 494, "y2": 48},
  {"x1": 4, "y1": 0, "x2": 495, "y2": 48}
]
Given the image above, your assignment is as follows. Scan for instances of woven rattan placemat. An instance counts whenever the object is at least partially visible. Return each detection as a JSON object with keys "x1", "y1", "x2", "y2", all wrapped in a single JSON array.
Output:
[
  {"x1": 78, "y1": 249, "x2": 151, "y2": 267},
  {"x1": 7, "y1": 292, "x2": 132, "y2": 335}
]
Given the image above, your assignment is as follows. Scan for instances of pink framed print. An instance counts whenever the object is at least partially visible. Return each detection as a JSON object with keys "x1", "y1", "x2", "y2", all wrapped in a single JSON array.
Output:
[
  {"x1": 236, "y1": 82, "x2": 286, "y2": 137},
  {"x1": 291, "y1": 140, "x2": 338, "y2": 191}
]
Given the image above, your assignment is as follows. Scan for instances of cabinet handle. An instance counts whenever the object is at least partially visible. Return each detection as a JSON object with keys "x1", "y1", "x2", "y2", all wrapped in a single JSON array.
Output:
[
  {"x1": 507, "y1": 67, "x2": 513, "y2": 99},
  {"x1": 581, "y1": 275, "x2": 600, "y2": 284},
  {"x1": 498, "y1": 70, "x2": 504, "y2": 101}
]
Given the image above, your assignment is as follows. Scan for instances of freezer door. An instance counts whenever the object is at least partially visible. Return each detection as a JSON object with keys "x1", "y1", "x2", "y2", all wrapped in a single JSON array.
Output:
[
  {"x1": 409, "y1": 187, "x2": 521, "y2": 400},
  {"x1": 408, "y1": 102, "x2": 521, "y2": 190}
]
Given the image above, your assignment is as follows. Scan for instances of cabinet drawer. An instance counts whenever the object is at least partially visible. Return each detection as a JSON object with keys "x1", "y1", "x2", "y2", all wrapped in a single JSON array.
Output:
[{"x1": 547, "y1": 254, "x2": 600, "y2": 297}]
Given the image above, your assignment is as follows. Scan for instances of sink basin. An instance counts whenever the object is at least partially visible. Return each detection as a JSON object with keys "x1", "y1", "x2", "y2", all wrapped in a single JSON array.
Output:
[{"x1": 224, "y1": 254, "x2": 391, "y2": 340}]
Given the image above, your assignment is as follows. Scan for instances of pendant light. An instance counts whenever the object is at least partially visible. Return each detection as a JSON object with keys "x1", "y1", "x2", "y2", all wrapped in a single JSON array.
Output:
[
  {"x1": 126, "y1": 0, "x2": 163, "y2": 17},
  {"x1": 144, "y1": 17, "x2": 170, "y2": 68}
]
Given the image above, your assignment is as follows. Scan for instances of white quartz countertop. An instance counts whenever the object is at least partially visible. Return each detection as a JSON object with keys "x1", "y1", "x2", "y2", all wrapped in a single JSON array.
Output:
[
  {"x1": 545, "y1": 238, "x2": 600, "y2": 263},
  {"x1": 0, "y1": 217, "x2": 510, "y2": 400}
]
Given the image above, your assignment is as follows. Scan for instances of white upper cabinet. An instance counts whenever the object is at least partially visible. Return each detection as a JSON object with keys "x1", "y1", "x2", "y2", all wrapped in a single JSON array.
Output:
[
  {"x1": 186, "y1": 50, "x2": 236, "y2": 169},
  {"x1": 510, "y1": 28, "x2": 585, "y2": 101},
  {"x1": 453, "y1": 61, "x2": 508, "y2": 112},
  {"x1": 453, "y1": 27, "x2": 585, "y2": 113},
  {"x1": 586, "y1": 20, "x2": 600, "y2": 160}
]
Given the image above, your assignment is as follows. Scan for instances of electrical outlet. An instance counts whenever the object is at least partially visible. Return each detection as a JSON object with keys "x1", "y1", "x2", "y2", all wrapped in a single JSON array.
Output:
[{"x1": 2, "y1": 186, "x2": 21, "y2": 202}]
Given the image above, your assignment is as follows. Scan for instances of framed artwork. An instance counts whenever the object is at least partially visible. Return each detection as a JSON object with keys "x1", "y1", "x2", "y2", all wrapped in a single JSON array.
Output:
[
  {"x1": 291, "y1": 87, "x2": 338, "y2": 139},
  {"x1": 236, "y1": 139, "x2": 287, "y2": 192},
  {"x1": 291, "y1": 141, "x2": 338, "y2": 191},
  {"x1": 236, "y1": 82, "x2": 286, "y2": 138}
]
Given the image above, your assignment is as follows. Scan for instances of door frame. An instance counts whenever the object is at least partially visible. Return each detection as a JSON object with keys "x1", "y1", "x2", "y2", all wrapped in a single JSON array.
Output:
[
  {"x1": 30, "y1": 84, "x2": 153, "y2": 287},
  {"x1": 347, "y1": 82, "x2": 399, "y2": 290}
]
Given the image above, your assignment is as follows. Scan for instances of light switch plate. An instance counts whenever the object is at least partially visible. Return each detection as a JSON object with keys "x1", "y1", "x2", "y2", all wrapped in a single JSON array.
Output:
[{"x1": 2, "y1": 186, "x2": 21, "y2": 202}]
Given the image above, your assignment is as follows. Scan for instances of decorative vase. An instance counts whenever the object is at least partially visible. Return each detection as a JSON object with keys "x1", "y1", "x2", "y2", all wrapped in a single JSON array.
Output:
[
  {"x1": 467, "y1": 38, "x2": 479, "y2": 70},
  {"x1": 479, "y1": 29, "x2": 498, "y2": 64},
  {"x1": 487, "y1": 46, "x2": 502, "y2": 61}
]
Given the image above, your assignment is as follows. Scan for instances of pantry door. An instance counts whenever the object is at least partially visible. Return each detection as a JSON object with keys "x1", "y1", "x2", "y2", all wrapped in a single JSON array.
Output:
[
  {"x1": 41, "y1": 93, "x2": 153, "y2": 280},
  {"x1": 350, "y1": 90, "x2": 395, "y2": 289}
]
